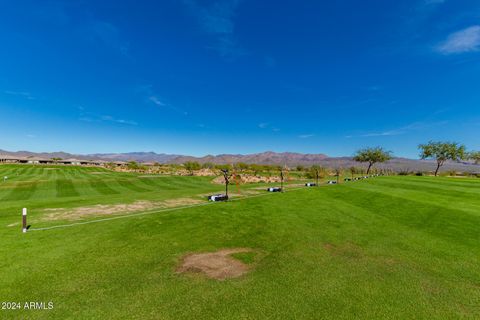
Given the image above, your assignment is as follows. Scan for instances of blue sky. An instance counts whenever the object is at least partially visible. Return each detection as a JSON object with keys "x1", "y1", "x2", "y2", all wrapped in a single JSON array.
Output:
[{"x1": 1, "y1": 0, "x2": 479, "y2": 158}]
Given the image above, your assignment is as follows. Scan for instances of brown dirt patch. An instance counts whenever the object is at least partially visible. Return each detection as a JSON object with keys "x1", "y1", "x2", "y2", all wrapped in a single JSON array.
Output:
[
  {"x1": 177, "y1": 248, "x2": 253, "y2": 280},
  {"x1": 42, "y1": 197, "x2": 203, "y2": 221},
  {"x1": 323, "y1": 242, "x2": 363, "y2": 259},
  {"x1": 212, "y1": 174, "x2": 282, "y2": 185},
  {"x1": 163, "y1": 198, "x2": 203, "y2": 207}
]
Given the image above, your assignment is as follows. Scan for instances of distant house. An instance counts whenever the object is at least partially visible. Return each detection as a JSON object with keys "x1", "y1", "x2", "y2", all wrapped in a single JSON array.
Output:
[
  {"x1": 0, "y1": 155, "x2": 112, "y2": 167},
  {"x1": 0, "y1": 155, "x2": 21, "y2": 163},
  {"x1": 22, "y1": 157, "x2": 50, "y2": 164}
]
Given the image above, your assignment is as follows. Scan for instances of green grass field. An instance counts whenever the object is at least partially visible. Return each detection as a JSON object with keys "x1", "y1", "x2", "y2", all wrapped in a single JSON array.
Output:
[{"x1": 1, "y1": 165, "x2": 479, "y2": 319}]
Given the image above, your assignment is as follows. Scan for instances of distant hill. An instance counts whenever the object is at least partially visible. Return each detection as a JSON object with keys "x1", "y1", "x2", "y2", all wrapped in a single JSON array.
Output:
[
  {"x1": 1, "y1": 149, "x2": 479, "y2": 173},
  {"x1": 89, "y1": 152, "x2": 180, "y2": 163},
  {"x1": 171, "y1": 151, "x2": 329, "y2": 166}
]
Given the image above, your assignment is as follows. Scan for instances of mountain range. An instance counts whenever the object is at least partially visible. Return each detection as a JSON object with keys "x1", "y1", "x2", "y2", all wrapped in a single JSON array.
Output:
[{"x1": 1, "y1": 149, "x2": 479, "y2": 173}]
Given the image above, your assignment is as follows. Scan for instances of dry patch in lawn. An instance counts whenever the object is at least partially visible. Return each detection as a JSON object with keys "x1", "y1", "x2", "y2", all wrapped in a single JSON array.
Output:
[
  {"x1": 177, "y1": 248, "x2": 254, "y2": 280},
  {"x1": 212, "y1": 175, "x2": 283, "y2": 184},
  {"x1": 42, "y1": 197, "x2": 203, "y2": 221},
  {"x1": 7, "y1": 222, "x2": 20, "y2": 227},
  {"x1": 323, "y1": 242, "x2": 364, "y2": 259}
]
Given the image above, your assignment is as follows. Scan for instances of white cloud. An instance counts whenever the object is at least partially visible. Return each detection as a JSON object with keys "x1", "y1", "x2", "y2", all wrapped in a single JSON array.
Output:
[
  {"x1": 4, "y1": 90, "x2": 36, "y2": 100},
  {"x1": 356, "y1": 121, "x2": 448, "y2": 138},
  {"x1": 100, "y1": 115, "x2": 138, "y2": 125},
  {"x1": 298, "y1": 134, "x2": 315, "y2": 139},
  {"x1": 149, "y1": 96, "x2": 167, "y2": 106},
  {"x1": 79, "y1": 112, "x2": 137, "y2": 126},
  {"x1": 183, "y1": 0, "x2": 245, "y2": 59},
  {"x1": 437, "y1": 26, "x2": 480, "y2": 54},
  {"x1": 258, "y1": 122, "x2": 269, "y2": 129}
]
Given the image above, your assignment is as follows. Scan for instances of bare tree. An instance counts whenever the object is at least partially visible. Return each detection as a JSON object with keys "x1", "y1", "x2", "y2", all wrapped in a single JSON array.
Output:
[{"x1": 221, "y1": 168, "x2": 233, "y2": 197}]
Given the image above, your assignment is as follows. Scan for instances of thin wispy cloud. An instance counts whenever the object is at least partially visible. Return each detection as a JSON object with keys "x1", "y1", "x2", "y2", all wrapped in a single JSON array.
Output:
[
  {"x1": 148, "y1": 96, "x2": 167, "y2": 107},
  {"x1": 79, "y1": 111, "x2": 137, "y2": 126},
  {"x1": 258, "y1": 122, "x2": 280, "y2": 132},
  {"x1": 4, "y1": 90, "x2": 36, "y2": 100},
  {"x1": 139, "y1": 85, "x2": 188, "y2": 116},
  {"x1": 183, "y1": 0, "x2": 246, "y2": 60},
  {"x1": 350, "y1": 121, "x2": 448, "y2": 138},
  {"x1": 100, "y1": 115, "x2": 138, "y2": 126},
  {"x1": 298, "y1": 134, "x2": 315, "y2": 139},
  {"x1": 437, "y1": 26, "x2": 480, "y2": 54}
]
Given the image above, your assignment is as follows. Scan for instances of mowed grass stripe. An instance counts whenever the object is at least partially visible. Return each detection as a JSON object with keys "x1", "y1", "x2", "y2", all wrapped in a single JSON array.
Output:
[
  {"x1": 334, "y1": 183, "x2": 480, "y2": 246},
  {"x1": 56, "y1": 180, "x2": 80, "y2": 197},
  {"x1": 150, "y1": 176, "x2": 212, "y2": 189},
  {"x1": 115, "y1": 179, "x2": 153, "y2": 193},
  {"x1": 136, "y1": 177, "x2": 186, "y2": 190},
  {"x1": 88, "y1": 178, "x2": 121, "y2": 195},
  {"x1": 2, "y1": 181, "x2": 39, "y2": 201},
  {"x1": 368, "y1": 179, "x2": 480, "y2": 201},
  {"x1": 381, "y1": 177, "x2": 480, "y2": 195},
  {"x1": 349, "y1": 179, "x2": 480, "y2": 216}
]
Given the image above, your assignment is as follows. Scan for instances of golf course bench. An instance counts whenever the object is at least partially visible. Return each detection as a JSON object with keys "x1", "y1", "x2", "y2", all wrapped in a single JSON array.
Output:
[
  {"x1": 305, "y1": 183, "x2": 317, "y2": 187},
  {"x1": 327, "y1": 180, "x2": 337, "y2": 185},
  {"x1": 267, "y1": 187, "x2": 282, "y2": 192},
  {"x1": 208, "y1": 194, "x2": 229, "y2": 202}
]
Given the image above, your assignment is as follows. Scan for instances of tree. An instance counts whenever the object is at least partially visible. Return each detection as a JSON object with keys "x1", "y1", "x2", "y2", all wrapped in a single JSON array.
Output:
[
  {"x1": 308, "y1": 165, "x2": 326, "y2": 185},
  {"x1": 221, "y1": 169, "x2": 232, "y2": 197},
  {"x1": 127, "y1": 161, "x2": 140, "y2": 170},
  {"x1": 469, "y1": 151, "x2": 480, "y2": 165},
  {"x1": 418, "y1": 141, "x2": 466, "y2": 176},
  {"x1": 249, "y1": 164, "x2": 263, "y2": 176},
  {"x1": 349, "y1": 166, "x2": 357, "y2": 180},
  {"x1": 353, "y1": 147, "x2": 392, "y2": 174},
  {"x1": 334, "y1": 168, "x2": 341, "y2": 184},
  {"x1": 183, "y1": 161, "x2": 201, "y2": 175},
  {"x1": 235, "y1": 162, "x2": 249, "y2": 172},
  {"x1": 201, "y1": 162, "x2": 215, "y2": 169}
]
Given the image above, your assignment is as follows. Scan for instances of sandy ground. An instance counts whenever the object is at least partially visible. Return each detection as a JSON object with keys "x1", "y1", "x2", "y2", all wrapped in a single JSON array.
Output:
[
  {"x1": 177, "y1": 248, "x2": 253, "y2": 280},
  {"x1": 41, "y1": 198, "x2": 203, "y2": 221}
]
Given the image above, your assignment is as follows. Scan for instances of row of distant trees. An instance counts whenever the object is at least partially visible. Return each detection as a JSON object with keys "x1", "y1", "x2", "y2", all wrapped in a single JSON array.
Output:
[
  {"x1": 177, "y1": 141, "x2": 480, "y2": 177},
  {"x1": 183, "y1": 161, "x2": 287, "y2": 176},
  {"x1": 354, "y1": 141, "x2": 480, "y2": 176}
]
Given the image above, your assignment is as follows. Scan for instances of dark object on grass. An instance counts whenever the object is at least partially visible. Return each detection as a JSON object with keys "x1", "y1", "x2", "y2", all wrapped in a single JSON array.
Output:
[
  {"x1": 305, "y1": 183, "x2": 317, "y2": 187},
  {"x1": 327, "y1": 180, "x2": 337, "y2": 185},
  {"x1": 267, "y1": 187, "x2": 282, "y2": 192},
  {"x1": 208, "y1": 194, "x2": 229, "y2": 202},
  {"x1": 344, "y1": 178, "x2": 352, "y2": 182}
]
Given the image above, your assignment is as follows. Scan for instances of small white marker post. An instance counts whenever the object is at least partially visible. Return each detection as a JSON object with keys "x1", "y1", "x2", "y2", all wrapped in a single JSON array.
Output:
[{"x1": 22, "y1": 208, "x2": 27, "y2": 233}]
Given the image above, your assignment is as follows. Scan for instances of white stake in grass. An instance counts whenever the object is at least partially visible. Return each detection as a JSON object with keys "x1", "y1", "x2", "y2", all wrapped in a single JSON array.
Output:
[{"x1": 22, "y1": 208, "x2": 27, "y2": 233}]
